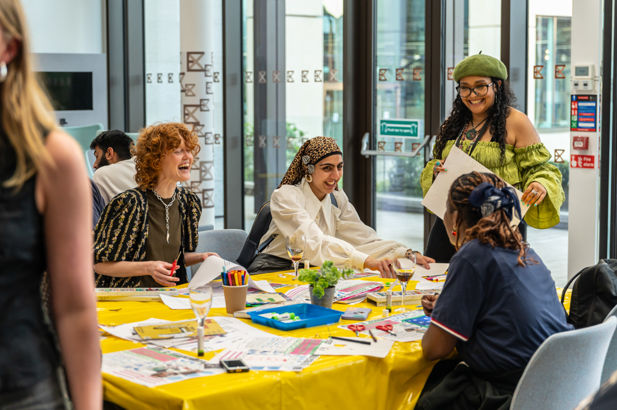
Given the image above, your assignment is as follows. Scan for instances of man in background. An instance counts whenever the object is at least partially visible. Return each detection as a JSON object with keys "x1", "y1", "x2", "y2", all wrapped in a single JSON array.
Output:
[{"x1": 91, "y1": 130, "x2": 137, "y2": 203}]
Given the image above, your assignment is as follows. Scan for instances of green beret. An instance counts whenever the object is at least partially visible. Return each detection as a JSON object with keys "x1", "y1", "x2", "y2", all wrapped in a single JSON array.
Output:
[{"x1": 453, "y1": 54, "x2": 508, "y2": 82}]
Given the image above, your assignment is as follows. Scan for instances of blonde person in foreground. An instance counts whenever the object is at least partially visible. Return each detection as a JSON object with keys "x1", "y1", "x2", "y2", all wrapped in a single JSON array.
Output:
[
  {"x1": 0, "y1": 0, "x2": 101, "y2": 408},
  {"x1": 248, "y1": 136, "x2": 434, "y2": 278}
]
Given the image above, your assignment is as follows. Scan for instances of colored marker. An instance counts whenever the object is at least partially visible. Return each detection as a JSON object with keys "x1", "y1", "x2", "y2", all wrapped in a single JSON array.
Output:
[{"x1": 170, "y1": 259, "x2": 177, "y2": 276}]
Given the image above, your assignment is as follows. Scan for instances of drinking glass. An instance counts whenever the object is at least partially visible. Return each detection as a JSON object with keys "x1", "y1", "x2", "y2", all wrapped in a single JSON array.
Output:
[
  {"x1": 189, "y1": 285, "x2": 213, "y2": 356},
  {"x1": 395, "y1": 252, "x2": 416, "y2": 312},
  {"x1": 286, "y1": 236, "x2": 305, "y2": 279}
]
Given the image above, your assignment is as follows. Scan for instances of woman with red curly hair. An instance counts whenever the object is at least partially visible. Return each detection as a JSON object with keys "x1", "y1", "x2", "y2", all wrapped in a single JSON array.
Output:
[{"x1": 93, "y1": 123, "x2": 216, "y2": 287}]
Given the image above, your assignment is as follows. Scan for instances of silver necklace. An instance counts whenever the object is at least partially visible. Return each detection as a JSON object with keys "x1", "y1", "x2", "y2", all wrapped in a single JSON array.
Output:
[{"x1": 152, "y1": 189, "x2": 177, "y2": 243}]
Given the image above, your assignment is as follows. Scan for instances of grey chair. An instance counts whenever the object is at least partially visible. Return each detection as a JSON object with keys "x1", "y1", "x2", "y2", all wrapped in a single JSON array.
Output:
[
  {"x1": 602, "y1": 305, "x2": 617, "y2": 383},
  {"x1": 510, "y1": 317, "x2": 617, "y2": 410},
  {"x1": 63, "y1": 123, "x2": 104, "y2": 177},
  {"x1": 189, "y1": 229, "x2": 248, "y2": 280}
]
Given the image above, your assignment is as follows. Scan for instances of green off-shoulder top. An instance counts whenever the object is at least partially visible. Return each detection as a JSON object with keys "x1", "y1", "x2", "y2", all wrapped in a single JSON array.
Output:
[{"x1": 420, "y1": 139, "x2": 564, "y2": 229}]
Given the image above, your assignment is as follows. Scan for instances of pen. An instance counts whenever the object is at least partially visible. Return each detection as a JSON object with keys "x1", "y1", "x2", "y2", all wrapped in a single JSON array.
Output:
[
  {"x1": 330, "y1": 336, "x2": 371, "y2": 345},
  {"x1": 368, "y1": 329, "x2": 378, "y2": 342}
]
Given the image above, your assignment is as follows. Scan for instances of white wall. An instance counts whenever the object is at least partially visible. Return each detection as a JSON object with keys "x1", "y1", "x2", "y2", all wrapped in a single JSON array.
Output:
[
  {"x1": 467, "y1": 0, "x2": 500, "y2": 57},
  {"x1": 22, "y1": 0, "x2": 104, "y2": 54}
]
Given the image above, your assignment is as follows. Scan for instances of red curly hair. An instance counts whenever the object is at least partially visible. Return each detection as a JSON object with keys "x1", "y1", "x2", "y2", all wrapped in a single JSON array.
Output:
[{"x1": 135, "y1": 122, "x2": 200, "y2": 189}]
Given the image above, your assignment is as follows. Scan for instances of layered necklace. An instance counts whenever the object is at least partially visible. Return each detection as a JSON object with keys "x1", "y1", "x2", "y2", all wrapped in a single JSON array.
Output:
[
  {"x1": 464, "y1": 117, "x2": 488, "y2": 140},
  {"x1": 152, "y1": 188, "x2": 178, "y2": 243}
]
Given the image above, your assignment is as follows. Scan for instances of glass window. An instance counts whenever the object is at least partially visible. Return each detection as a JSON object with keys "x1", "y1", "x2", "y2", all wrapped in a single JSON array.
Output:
[
  {"x1": 527, "y1": 1, "x2": 572, "y2": 287},
  {"x1": 242, "y1": 0, "x2": 344, "y2": 229},
  {"x1": 144, "y1": 0, "x2": 225, "y2": 229},
  {"x1": 534, "y1": 16, "x2": 571, "y2": 129}
]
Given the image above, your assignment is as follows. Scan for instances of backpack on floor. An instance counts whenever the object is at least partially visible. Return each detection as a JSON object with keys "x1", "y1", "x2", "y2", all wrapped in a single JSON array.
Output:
[{"x1": 561, "y1": 259, "x2": 617, "y2": 328}]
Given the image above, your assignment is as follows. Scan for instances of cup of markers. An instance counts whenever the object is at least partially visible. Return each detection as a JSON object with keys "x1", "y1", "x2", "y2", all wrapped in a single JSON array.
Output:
[{"x1": 221, "y1": 268, "x2": 249, "y2": 314}]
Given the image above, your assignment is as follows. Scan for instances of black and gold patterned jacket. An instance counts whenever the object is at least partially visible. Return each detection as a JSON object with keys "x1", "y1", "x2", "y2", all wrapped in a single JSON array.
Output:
[{"x1": 93, "y1": 187, "x2": 201, "y2": 287}]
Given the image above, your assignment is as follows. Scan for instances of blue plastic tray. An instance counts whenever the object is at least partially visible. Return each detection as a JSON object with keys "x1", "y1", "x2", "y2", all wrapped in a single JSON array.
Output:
[{"x1": 248, "y1": 303, "x2": 343, "y2": 331}]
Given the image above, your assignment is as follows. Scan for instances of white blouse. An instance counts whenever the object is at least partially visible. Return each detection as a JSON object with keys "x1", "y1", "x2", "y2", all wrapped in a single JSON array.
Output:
[{"x1": 259, "y1": 178, "x2": 408, "y2": 270}]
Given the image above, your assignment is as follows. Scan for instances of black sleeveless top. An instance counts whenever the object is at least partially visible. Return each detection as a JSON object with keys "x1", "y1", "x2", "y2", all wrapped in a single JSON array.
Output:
[{"x1": 0, "y1": 133, "x2": 59, "y2": 391}]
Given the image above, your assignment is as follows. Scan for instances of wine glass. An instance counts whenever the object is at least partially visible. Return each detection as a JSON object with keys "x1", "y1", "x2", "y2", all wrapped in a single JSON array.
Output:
[
  {"x1": 286, "y1": 236, "x2": 305, "y2": 279},
  {"x1": 395, "y1": 253, "x2": 416, "y2": 312},
  {"x1": 189, "y1": 285, "x2": 213, "y2": 356}
]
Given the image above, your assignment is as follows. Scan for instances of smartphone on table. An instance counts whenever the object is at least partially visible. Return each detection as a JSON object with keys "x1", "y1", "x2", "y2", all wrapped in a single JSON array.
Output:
[
  {"x1": 341, "y1": 307, "x2": 371, "y2": 321},
  {"x1": 220, "y1": 358, "x2": 250, "y2": 373}
]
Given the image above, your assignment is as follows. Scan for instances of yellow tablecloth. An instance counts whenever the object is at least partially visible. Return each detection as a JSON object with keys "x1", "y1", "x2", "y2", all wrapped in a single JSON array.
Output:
[{"x1": 99, "y1": 271, "x2": 435, "y2": 410}]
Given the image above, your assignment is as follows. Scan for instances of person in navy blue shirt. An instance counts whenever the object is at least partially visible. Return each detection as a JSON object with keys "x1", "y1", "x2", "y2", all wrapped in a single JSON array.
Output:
[{"x1": 416, "y1": 171, "x2": 572, "y2": 410}]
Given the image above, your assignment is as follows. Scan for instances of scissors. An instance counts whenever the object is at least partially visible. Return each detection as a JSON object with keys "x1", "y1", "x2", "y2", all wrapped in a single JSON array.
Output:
[
  {"x1": 347, "y1": 324, "x2": 366, "y2": 337},
  {"x1": 376, "y1": 324, "x2": 396, "y2": 336}
]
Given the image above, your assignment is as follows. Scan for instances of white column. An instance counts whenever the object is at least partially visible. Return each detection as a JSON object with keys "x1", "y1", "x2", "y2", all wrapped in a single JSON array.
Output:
[
  {"x1": 567, "y1": 0, "x2": 602, "y2": 278},
  {"x1": 180, "y1": 0, "x2": 223, "y2": 227}
]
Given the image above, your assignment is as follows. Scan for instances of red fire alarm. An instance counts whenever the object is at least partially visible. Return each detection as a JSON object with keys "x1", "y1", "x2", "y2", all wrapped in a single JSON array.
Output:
[{"x1": 572, "y1": 136, "x2": 589, "y2": 150}]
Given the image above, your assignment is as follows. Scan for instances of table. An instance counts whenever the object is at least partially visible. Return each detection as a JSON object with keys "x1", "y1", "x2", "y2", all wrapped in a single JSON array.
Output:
[{"x1": 99, "y1": 271, "x2": 435, "y2": 409}]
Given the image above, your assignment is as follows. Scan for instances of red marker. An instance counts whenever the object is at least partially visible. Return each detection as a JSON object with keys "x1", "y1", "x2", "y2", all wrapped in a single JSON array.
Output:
[{"x1": 170, "y1": 259, "x2": 178, "y2": 276}]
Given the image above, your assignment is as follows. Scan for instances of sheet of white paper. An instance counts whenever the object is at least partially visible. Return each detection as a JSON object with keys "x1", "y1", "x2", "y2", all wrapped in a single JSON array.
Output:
[
  {"x1": 249, "y1": 278, "x2": 276, "y2": 293},
  {"x1": 422, "y1": 146, "x2": 528, "y2": 224},
  {"x1": 159, "y1": 294, "x2": 191, "y2": 310},
  {"x1": 338, "y1": 310, "x2": 430, "y2": 343},
  {"x1": 209, "y1": 336, "x2": 325, "y2": 372},
  {"x1": 100, "y1": 318, "x2": 170, "y2": 343},
  {"x1": 284, "y1": 284, "x2": 311, "y2": 302},
  {"x1": 103, "y1": 347, "x2": 223, "y2": 387},
  {"x1": 190, "y1": 255, "x2": 246, "y2": 288},
  {"x1": 414, "y1": 279, "x2": 444, "y2": 291},
  {"x1": 316, "y1": 337, "x2": 394, "y2": 358},
  {"x1": 411, "y1": 262, "x2": 449, "y2": 281},
  {"x1": 398, "y1": 258, "x2": 415, "y2": 270}
]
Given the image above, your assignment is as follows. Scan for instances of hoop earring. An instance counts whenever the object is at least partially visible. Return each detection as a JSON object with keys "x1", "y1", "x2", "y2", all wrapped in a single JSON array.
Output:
[
  {"x1": 306, "y1": 174, "x2": 313, "y2": 183},
  {"x1": 0, "y1": 62, "x2": 7, "y2": 83}
]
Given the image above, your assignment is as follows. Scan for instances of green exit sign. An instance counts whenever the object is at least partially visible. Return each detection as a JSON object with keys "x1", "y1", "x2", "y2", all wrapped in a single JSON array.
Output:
[{"x1": 380, "y1": 119, "x2": 419, "y2": 138}]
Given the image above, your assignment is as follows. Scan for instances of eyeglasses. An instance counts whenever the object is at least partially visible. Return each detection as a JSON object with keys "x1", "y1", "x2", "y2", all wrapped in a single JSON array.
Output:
[{"x1": 456, "y1": 82, "x2": 494, "y2": 98}]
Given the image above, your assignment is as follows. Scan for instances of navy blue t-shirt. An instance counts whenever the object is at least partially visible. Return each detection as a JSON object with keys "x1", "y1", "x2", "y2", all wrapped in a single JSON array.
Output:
[{"x1": 430, "y1": 239, "x2": 573, "y2": 374}]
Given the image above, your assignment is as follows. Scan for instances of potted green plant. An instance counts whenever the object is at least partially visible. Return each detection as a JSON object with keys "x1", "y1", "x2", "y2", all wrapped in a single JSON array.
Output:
[{"x1": 298, "y1": 260, "x2": 353, "y2": 308}]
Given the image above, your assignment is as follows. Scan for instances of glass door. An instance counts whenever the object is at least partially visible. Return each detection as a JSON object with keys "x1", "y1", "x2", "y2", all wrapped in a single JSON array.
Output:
[
  {"x1": 373, "y1": 0, "x2": 502, "y2": 252},
  {"x1": 373, "y1": 0, "x2": 426, "y2": 252},
  {"x1": 242, "y1": 0, "x2": 344, "y2": 229},
  {"x1": 526, "y1": 1, "x2": 572, "y2": 287}
]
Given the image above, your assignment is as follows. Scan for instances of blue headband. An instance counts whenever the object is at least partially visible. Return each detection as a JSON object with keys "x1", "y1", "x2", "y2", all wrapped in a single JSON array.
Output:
[{"x1": 468, "y1": 182, "x2": 521, "y2": 221}]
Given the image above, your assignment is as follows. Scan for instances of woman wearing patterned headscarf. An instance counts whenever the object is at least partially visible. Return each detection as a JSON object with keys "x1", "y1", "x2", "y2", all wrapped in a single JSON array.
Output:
[
  {"x1": 417, "y1": 171, "x2": 571, "y2": 410},
  {"x1": 248, "y1": 136, "x2": 434, "y2": 278}
]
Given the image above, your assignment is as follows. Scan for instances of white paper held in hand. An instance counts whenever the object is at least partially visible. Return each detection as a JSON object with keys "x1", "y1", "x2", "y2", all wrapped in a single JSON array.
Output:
[
  {"x1": 421, "y1": 146, "x2": 528, "y2": 226},
  {"x1": 189, "y1": 255, "x2": 276, "y2": 293}
]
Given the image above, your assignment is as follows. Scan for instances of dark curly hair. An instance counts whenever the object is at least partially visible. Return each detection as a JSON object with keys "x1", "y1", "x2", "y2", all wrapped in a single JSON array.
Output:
[
  {"x1": 434, "y1": 78, "x2": 515, "y2": 160},
  {"x1": 135, "y1": 122, "x2": 200, "y2": 190},
  {"x1": 448, "y1": 171, "x2": 532, "y2": 266}
]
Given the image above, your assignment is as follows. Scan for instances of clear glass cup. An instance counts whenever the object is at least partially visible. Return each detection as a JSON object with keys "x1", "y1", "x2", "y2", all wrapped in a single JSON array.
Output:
[
  {"x1": 286, "y1": 236, "x2": 305, "y2": 279},
  {"x1": 395, "y1": 252, "x2": 416, "y2": 312},
  {"x1": 189, "y1": 285, "x2": 213, "y2": 356}
]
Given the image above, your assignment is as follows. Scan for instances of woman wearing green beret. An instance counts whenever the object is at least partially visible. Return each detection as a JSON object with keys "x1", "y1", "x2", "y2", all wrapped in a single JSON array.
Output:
[{"x1": 421, "y1": 53, "x2": 564, "y2": 262}]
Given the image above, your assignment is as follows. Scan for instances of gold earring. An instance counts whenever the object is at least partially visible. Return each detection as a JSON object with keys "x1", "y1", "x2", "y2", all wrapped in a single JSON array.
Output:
[{"x1": 306, "y1": 174, "x2": 313, "y2": 183}]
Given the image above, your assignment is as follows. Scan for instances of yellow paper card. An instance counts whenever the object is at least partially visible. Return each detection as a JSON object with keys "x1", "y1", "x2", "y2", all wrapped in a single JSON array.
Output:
[{"x1": 134, "y1": 319, "x2": 225, "y2": 340}]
